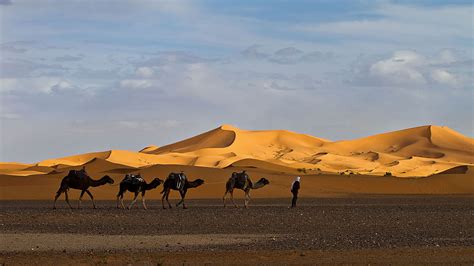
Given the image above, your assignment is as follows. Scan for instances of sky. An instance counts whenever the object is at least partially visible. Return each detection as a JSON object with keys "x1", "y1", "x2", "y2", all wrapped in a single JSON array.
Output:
[{"x1": 0, "y1": 0, "x2": 473, "y2": 163}]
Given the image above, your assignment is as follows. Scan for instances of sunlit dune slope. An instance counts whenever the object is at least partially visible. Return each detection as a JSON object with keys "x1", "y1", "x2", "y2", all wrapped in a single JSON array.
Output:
[{"x1": 314, "y1": 125, "x2": 474, "y2": 177}]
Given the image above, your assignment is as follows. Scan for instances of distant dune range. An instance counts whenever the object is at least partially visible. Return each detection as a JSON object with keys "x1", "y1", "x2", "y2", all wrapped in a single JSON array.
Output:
[{"x1": 1, "y1": 125, "x2": 473, "y2": 199}]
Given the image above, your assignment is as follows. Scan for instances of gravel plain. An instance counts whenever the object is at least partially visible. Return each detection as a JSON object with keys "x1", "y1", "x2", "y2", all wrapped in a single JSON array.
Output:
[{"x1": 1, "y1": 196, "x2": 473, "y2": 264}]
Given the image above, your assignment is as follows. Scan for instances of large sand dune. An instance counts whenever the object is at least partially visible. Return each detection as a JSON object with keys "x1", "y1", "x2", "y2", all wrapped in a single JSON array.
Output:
[{"x1": 0, "y1": 125, "x2": 473, "y2": 199}]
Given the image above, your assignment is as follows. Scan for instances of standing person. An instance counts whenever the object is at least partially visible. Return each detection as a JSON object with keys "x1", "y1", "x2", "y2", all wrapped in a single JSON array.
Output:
[{"x1": 290, "y1": 176, "x2": 301, "y2": 208}]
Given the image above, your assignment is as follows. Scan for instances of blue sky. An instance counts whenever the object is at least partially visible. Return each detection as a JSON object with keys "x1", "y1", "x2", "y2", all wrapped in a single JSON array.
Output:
[{"x1": 0, "y1": 0, "x2": 473, "y2": 162}]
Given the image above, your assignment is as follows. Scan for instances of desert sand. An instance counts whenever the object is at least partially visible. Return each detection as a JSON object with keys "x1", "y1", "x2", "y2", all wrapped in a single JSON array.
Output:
[{"x1": 0, "y1": 124, "x2": 473, "y2": 200}]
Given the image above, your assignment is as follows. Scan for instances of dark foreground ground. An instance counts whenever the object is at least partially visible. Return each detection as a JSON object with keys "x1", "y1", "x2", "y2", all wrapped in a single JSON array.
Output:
[{"x1": 1, "y1": 196, "x2": 473, "y2": 265}]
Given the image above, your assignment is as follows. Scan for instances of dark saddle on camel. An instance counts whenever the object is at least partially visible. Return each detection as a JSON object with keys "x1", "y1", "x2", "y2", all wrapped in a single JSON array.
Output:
[
  {"x1": 232, "y1": 171, "x2": 251, "y2": 188},
  {"x1": 123, "y1": 174, "x2": 144, "y2": 185},
  {"x1": 169, "y1": 172, "x2": 186, "y2": 191},
  {"x1": 69, "y1": 168, "x2": 89, "y2": 180}
]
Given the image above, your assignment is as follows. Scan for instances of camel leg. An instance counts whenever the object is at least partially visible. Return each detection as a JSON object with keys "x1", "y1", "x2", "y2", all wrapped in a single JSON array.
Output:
[
  {"x1": 120, "y1": 195, "x2": 125, "y2": 209},
  {"x1": 230, "y1": 191, "x2": 238, "y2": 208},
  {"x1": 182, "y1": 192, "x2": 187, "y2": 209},
  {"x1": 176, "y1": 190, "x2": 187, "y2": 209},
  {"x1": 165, "y1": 191, "x2": 172, "y2": 209},
  {"x1": 223, "y1": 191, "x2": 228, "y2": 207},
  {"x1": 116, "y1": 190, "x2": 123, "y2": 209},
  {"x1": 141, "y1": 191, "x2": 147, "y2": 210},
  {"x1": 117, "y1": 194, "x2": 126, "y2": 209},
  {"x1": 64, "y1": 191, "x2": 73, "y2": 209},
  {"x1": 85, "y1": 190, "x2": 96, "y2": 209},
  {"x1": 128, "y1": 192, "x2": 139, "y2": 210},
  {"x1": 78, "y1": 190, "x2": 86, "y2": 209},
  {"x1": 161, "y1": 191, "x2": 167, "y2": 209},
  {"x1": 116, "y1": 194, "x2": 121, "y2": 209},
  {"x1": 53, "y1": 190, "x2": 63, "y2": 209},
  {"x1": 119, "y1": 192, "x2": 126, "y2": 209},
  {"x1": 176, "y1": 192, "x2": 184, "y2": 207},
  {"x1": 244, "y1": 191, "x2": 251, "y2": 209}
]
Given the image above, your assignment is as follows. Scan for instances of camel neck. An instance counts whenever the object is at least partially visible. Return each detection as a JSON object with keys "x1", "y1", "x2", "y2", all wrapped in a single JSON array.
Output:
[
  {"x1": 252, "y1": 181, "x2": 266, "y2": 189},
  {"x1": 143, "y1": 182, "x2": 152, "y2": 190},
  {"x1": 186, "y1": 180, "x2": 200, "y2": 188},
  {"x1": 144, "y1": 181, "x2": 160, "y2": 190},
  {"x1": 90, "y1": 177, "x2": 107, "y2": 187}
]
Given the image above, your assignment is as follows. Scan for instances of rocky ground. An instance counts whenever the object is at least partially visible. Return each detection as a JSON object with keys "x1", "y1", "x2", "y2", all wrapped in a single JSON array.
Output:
[{"x1": 1, "y1": 196, "x2": 473, "y2": 264}]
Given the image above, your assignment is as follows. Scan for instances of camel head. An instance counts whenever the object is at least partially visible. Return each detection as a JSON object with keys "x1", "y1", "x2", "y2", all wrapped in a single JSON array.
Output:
[
  {"x1": 189, "y1": 178, "x2": 205, "y2": 188},
  {"x1": 102, "y1": 175, "x2": 115, "y2": 184},
  {"x1": 149, "y1": 178, "x2": 163, "y2": 188},
  {"x1": 258, "y1": 177, "x2": 270, "y2": 185}
]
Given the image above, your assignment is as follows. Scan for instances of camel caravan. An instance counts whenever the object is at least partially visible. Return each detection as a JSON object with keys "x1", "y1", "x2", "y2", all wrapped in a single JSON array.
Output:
[{"x1": 53, "y1": 167, "x2": 270, "y2": 210}]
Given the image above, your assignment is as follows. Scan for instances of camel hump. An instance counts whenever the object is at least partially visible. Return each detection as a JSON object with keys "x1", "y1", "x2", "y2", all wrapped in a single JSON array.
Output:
[{"x1": 68, "y1": 169, "x2": 88, "y2": 179}]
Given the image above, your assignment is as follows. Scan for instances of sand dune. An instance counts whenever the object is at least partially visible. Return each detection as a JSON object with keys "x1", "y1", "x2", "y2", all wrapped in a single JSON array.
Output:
[
  {"x1": 2, "y1": 124, "x2": 473, "y2": 178},
  {"x1": 37, "y1": 151, "x2": 111, "y2": 167},
  {"x1": 139, "y1": 124, "x2": 472, "y2": 178},
  {"x1": 0, "y1": 124, "x2": 473, "y2": 199}
]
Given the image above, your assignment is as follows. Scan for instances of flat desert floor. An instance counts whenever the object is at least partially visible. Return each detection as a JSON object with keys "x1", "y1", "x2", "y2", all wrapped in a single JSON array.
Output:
[{"x1": 1, "y1": 196, "x2": 473, "y2": 265}]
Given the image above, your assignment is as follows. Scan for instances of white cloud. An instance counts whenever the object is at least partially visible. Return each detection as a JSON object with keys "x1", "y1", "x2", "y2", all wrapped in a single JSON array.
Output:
[
  {"x1": 135, "y1": 66, "x2": 154, "y2": 78},
  {"x1": 50, "y1": 80, "x2": 75, "y2": 92},
  {"x1": 119, "y1": 79, "x2": 152, "y2": 89},
  {"x1": 117, "y1": 120, "x2": 140, "y2": 129},
  {"x1": 437, "y1": 49, "x2": 457, "y2": 64},
  {"x1": 0, "y1": 77, "x2": 77, "y2": 94},
  {"x1": 369, "y1": 50, "x2": 426, "y2": 85},
  {"x1": 294, "y1": 4, "x2": 473, "y2": 47},
  {"x1": 137, "y1": 51, "x2": 207, "y2": 66},
  {"x1": 431, "y1": 69, "x2": 458, "y2": 86},
  {"x1": 357, "y1": 49, "x2": 470, "y2": 88},
  {"x1": 0, "y1": 78, "x2": 18, "y2": 92},
  {"x1": 160, "y1": 119, "x2": 180, "y2": 128},
  {"x1": 431, "y1": 49, "x2": 468, "y2": 66}
]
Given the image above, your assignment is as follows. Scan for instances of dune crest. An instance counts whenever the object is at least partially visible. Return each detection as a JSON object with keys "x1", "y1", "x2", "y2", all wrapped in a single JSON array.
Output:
[
  {"x1": 139, "y1": 145, "x2": 160, "y2": 153},
  {"x1": 1, "y1": 124, "x2": 472, "y2": 178},
  {"x1": 144, "y1": 126, "x2": 237, "y2": 155}
]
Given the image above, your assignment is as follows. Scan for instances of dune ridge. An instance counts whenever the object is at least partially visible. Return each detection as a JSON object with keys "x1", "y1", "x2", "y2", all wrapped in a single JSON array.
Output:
[{"x1": 0, "y1": 125, "x2": 472, "y2": 178}]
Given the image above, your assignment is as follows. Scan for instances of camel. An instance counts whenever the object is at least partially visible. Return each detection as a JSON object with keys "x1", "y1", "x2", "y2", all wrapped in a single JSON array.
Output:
[
  {"x1": 223, "y1": 170, "x2": 270, "y2": 208},
  {"x1": 116, "y1": 174, "x2": 163, "y2": 210},
  {"x1": 161, "y1": 172, "x2": 204, "y2": 209},
  {"x1": 53, "y1": 167, "x2": 114, "y2": 209}
]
